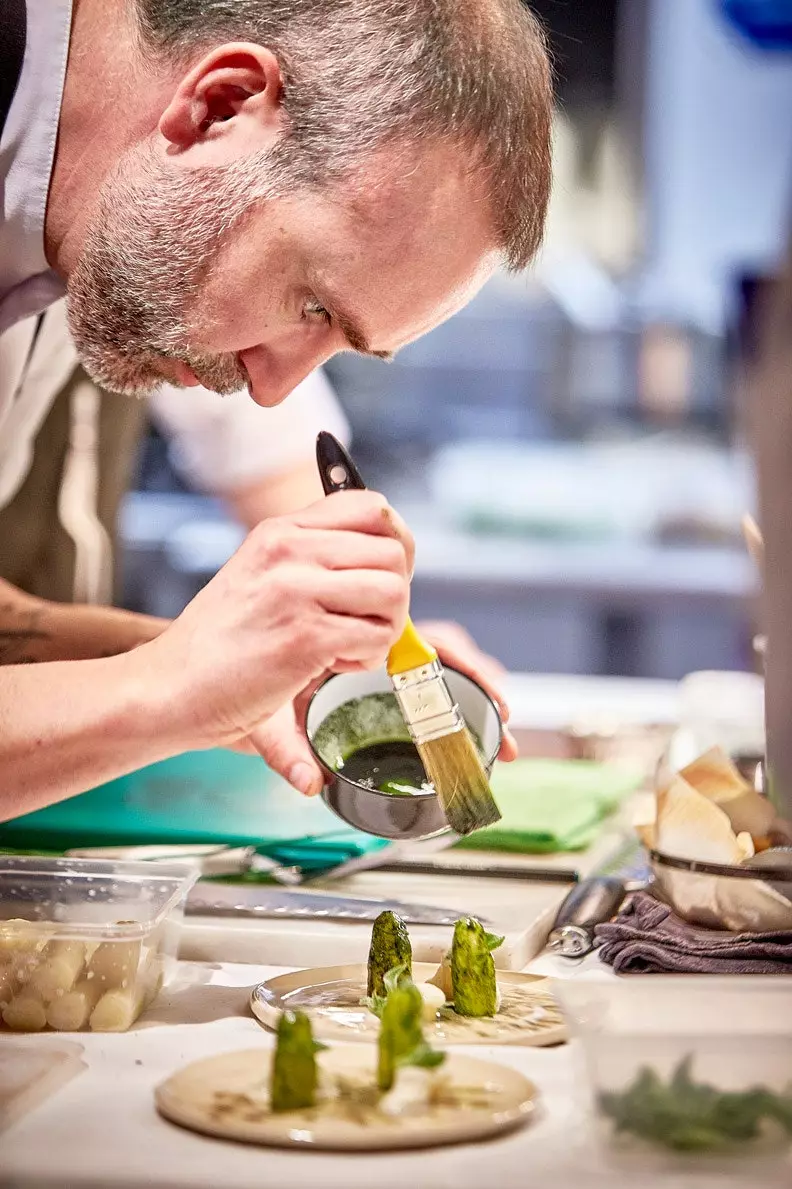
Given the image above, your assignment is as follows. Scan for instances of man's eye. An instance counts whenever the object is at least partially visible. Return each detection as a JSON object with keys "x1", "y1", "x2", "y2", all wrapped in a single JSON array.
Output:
[{"x1": 303, "y1": 297, "x2": 331, "y2": 324}]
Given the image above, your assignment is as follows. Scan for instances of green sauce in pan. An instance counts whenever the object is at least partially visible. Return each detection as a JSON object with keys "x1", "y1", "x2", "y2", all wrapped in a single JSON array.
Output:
[{"x1": 337, "y1": 740, "x2": 431, "y2": 796}]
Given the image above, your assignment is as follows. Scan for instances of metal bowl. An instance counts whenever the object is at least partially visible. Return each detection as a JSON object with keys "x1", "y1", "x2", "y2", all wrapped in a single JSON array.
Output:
[
  {"x1": 305, "y1": 666, "x2": 503, "y2": 840},
  {"x1": 648, "y1": 847, "x2": 792, "y2": 931}
]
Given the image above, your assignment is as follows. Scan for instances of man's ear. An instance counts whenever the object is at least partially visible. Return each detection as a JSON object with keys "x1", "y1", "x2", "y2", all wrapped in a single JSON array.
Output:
[{"x1": 159, "y1": 43, "x2": 284, "y2": 158}]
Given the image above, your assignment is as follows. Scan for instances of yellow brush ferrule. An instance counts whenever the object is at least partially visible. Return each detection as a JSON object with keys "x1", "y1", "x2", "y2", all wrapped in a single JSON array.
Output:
[{"x1": 387, "y1": 619, "x2": 438, "y2": 676}]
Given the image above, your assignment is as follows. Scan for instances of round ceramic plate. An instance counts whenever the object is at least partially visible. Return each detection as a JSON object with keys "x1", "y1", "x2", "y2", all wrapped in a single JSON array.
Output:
[
  {"x1": 155, "y1": 1045, "x2": 538, "y2": 1151},
  {"x1": 250, "y1": 962, "x2": 568, "y2": 1047}
]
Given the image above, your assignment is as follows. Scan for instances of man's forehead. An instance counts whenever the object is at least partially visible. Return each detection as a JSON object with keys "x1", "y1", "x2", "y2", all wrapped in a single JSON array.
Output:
[
  {"x1": 308, "y1": 243, "x2": 496, "y2": 360},
  {"x1": 301, "y1": 167, "x2": 498, "y2": 353}
]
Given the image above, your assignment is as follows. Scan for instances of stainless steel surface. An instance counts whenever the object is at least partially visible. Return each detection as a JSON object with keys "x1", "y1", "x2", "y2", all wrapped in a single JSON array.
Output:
[
  {"x1": 305, "y1": 666, "x2": 502, "y2": 841},
  {"x1": 185, "y1": 883, "x2": 483, "y2": 926}
]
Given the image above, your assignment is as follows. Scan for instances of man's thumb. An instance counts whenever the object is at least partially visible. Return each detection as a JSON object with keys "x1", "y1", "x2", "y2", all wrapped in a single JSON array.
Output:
[{"x1": 249, "y1": 706, "x2": 324, "y2": 797}]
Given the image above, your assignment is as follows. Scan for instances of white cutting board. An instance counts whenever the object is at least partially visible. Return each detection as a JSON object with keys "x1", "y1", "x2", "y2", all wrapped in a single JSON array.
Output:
[
  {"x1": 179, "y1": 805, "x2": 638, "y2": 970},
  {"x1": 180, "y1": 865, "x2": 579, "y2": 971}
]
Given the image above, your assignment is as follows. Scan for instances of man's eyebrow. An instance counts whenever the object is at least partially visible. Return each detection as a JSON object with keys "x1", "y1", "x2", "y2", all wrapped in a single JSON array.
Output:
[{"x1": 320, "y1": 292, "x2": 394, "y2": 361}]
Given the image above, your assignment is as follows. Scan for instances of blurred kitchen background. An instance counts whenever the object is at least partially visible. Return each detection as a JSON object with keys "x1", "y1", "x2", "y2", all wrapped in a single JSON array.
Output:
[{"x1": 120, "y1": 0, "x2": 792, "y2": 681}]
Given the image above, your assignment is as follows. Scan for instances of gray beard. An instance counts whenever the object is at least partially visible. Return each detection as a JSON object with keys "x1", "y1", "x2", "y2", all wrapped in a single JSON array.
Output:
[{"x1": 65, "y1": 142, "x2": 279, "y2": 397}]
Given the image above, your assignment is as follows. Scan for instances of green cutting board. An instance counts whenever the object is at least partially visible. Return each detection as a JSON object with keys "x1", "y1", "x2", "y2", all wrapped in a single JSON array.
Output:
[{"x1": 0, "y1": 750, "x2": 346, "y2": 851}]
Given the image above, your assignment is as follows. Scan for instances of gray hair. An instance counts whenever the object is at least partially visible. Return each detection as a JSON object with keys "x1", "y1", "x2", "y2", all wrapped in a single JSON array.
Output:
[{"x1": 134, "y1": 0, "x2": 553, "y2": 270}]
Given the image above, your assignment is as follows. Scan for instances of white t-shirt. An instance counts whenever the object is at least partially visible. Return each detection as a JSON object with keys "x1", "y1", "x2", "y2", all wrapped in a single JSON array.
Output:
[
  {"x1": 148, "y1": 368, "x2": 349, "y2": 495},
  {"x1": 0, "y1": 301, "x2": 350, "y2": 510}
]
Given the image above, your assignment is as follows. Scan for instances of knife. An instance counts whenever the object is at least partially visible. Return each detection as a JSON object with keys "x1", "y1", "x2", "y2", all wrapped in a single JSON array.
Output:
[{"x1": 185, "y1": 882, "x2": 488, "y2": 926}]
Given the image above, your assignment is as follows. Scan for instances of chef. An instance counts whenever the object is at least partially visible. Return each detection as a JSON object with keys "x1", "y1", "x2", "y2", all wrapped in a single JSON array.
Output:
[{"x1": 0, "y1": 0, "x2": 551, "y2": 817}]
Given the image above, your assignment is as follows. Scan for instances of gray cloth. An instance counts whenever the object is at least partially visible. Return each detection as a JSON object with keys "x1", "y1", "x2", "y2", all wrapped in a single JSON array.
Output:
[{"x1": 595, "y1": 890, "x2": 792, "y2": 974}]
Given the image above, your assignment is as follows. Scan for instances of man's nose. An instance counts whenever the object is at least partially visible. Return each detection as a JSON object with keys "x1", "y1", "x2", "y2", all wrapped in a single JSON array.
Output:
[{"x1": 244, "y1": 335, "x2": 340, "y2": 408}]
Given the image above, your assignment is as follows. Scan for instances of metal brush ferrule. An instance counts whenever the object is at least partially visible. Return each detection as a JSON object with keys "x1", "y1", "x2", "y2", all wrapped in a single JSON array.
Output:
[{"x1": 390, "y1": 660, "x2": 465, "y2": 746}]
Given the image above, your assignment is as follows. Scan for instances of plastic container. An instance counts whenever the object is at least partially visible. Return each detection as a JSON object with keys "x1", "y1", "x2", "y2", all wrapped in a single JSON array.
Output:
[
  {"x1": 556, "y1": 979, "x2": 792, "y2": 1168},
  {"x1": 0, "y1": 856, "x2": 197, "y2": 1033}
]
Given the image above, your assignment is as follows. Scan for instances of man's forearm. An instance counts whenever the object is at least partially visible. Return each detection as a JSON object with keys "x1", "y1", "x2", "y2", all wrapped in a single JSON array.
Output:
[
  {"x1": 0, "y1": 579, "x2": 167, "y2": 663},
  {"x1": 224, "y1": 459, "x2": 324, "y2": 528},
  {"x1": 0, "y1": 650, "x2": 194, "y2": 821}
]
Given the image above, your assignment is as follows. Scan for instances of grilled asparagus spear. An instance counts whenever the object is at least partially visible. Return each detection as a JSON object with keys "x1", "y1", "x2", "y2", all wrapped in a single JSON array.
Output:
[
  {"x1": 367, "y1": 910, "x2": 412, "y2": 998},
  {"x1": 377, "y1": 971, "x2": 445, "y2": 1092},
  {"x1": 270, "y1": 1010, "x2": 326, "y2": 1112},
  {"x1": 450, "y1": 917, "x2": 505, "y2": 1018}
]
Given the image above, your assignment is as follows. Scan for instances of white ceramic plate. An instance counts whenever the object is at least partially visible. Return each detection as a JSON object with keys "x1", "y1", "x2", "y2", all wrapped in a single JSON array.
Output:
[
  {"x1": 250, "y1": 962, "x2": 568, "y2": 1047},
  {"x1": 155, "y1": 1045, "x2": 538, "y2": 1151}
]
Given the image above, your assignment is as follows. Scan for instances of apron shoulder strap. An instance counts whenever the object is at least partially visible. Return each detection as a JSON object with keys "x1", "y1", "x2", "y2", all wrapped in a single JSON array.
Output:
[{"x1": 0, "y1": 0, "x2": 27, "y2": 137}]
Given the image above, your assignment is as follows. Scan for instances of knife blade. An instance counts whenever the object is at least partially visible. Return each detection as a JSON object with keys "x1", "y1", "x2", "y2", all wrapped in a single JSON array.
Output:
[{"x1": 185, "y1": 882, "x2": 487, "y2": 926}]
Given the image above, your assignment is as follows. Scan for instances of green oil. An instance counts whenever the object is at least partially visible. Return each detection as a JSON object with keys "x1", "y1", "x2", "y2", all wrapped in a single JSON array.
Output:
[{"x1": 337, "y1": 740, "x2": 430, "y2": 796}]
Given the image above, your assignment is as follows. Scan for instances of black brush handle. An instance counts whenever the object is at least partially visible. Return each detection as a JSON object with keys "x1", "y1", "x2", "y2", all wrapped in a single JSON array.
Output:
[{"x1": 316, "y1": 431, "x2": 367, "y2": 495}]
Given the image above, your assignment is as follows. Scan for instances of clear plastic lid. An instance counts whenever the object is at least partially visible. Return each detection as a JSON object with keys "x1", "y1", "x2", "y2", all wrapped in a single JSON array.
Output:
[{"x1": 0, "y1": 856, "x2": 197, "y2": 941}]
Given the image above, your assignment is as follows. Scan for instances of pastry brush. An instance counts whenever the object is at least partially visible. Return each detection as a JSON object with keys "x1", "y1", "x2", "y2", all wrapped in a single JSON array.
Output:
[{"x1": 315, "y1": 431, "x2": 501, "y2": 835}]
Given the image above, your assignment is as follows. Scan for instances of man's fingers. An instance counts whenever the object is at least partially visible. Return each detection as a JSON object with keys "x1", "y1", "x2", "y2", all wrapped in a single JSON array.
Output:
[
  {"x1": 312, "y1": 568, "x2": 409, "y2": 629},
  {"x1": 283, "y1": 529, "x2": 409, "y2": 576},
  {"x1": 293, "y1": 491, "x2": 415, "y2": 576},
  {"x1": 497, "y1": 727, "x2": 520, "y2": 762}
]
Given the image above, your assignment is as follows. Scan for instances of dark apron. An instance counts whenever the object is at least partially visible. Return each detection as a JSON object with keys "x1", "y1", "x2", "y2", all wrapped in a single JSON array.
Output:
[
  {"x1": 0, "y1": 0, "x2": 26, "y2": 135},
  {"x1": 0, "y1": 2, "x2": 148, "y2": 603},
  {"x1": 0, "y1": 372, "x2": 148, "y2": 602}
]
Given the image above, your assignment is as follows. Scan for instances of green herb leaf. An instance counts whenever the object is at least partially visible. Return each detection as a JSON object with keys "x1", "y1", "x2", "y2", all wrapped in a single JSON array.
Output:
[
  {"x1": 384, "y1": 963, "x2": 409, "y2": 994},
  {"x1": 599, "y1": 1056, "x2": 792, "y2": 1152},
  {"x1": 398, "y1": 1041, "x2": 447, "y2": 1071},
  {"x1": 361, "y1": 993, "x2": 386, "y2": 1018},
  {"x1": 484, "y1": 931, "x2": 505, "y2": 952}
]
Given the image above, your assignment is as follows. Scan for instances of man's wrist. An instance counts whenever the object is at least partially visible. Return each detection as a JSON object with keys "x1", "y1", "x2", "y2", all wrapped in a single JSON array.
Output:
[{"x1": 113, "y1": 641, "x2": 206, "y2": 757}]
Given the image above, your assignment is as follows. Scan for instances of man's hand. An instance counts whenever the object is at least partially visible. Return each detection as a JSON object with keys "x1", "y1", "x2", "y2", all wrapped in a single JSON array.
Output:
[
  {"x1": 241, "y1": 621, "x2": 518, "y2": 796},
  {"x1": 141, "y1": 491, "x2": 414, "y2": 747}
]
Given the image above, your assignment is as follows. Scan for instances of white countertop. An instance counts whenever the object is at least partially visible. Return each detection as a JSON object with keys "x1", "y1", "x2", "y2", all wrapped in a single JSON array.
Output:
[{"x1": 2, "y1": 956, "x2": 788, "y2": 1189}]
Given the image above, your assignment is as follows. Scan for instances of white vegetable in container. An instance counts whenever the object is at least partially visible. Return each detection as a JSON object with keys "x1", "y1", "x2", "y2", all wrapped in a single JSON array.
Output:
[
  {"x1": 89, "y1": 985, "x2": 147, "y2": 1033},
  {"x1": 28, "y1": 940, "x2": 85, "y2": 1002},
  {"x1": 46, "y1": 977, "x2": 105, "y2": 1032},
  {"x1": 0, "y1": 963, "x2": 18, "y2": 1007},
  {"x1": 3, "y1": 992, "x2": 48, "y2": 1032},
  {"x1": 0, "y1": 921, "x2": 52, "y2": 984},
  {"x1": 87, "y1": 939, "x2": 141, "y2": 991}
]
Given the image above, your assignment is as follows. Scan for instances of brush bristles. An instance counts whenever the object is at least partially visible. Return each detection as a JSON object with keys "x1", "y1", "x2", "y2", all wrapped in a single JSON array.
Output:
[{"x1": 416, "y1": 727, "x2": 501, "y2": 835}]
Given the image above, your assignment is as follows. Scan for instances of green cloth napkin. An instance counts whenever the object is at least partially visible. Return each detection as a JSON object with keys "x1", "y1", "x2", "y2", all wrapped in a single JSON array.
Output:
[{"x1": 455, "y1": 758, "x2": 642, "y2": 854}]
